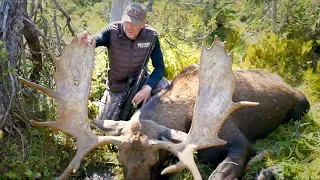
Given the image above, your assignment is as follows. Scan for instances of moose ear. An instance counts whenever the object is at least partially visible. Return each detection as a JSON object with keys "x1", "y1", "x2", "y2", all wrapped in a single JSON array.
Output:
[
  {"x1": 90, "y1": 120, "x2": 127, "y2": 136},
  {"x1": 159, "y1": 126, "x2": 188, "y2": 143}
]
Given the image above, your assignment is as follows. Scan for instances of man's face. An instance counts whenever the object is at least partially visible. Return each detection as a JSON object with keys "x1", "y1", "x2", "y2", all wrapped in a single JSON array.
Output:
[{"x1": 124, "y1": 21, "x2": 145, "y2": 40}]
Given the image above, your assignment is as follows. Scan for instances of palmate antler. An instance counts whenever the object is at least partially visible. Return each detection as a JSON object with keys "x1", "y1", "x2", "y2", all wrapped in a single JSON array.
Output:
[
  {"x1": 150, "y1": 36, "x2": 259, "y2": 180},
  {"x1": 20, "y1": 37, "x2": 123, "y2": 180}
]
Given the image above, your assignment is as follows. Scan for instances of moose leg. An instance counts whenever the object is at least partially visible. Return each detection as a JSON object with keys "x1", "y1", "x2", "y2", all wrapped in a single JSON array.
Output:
[
  {"x1": 202, "y1": 121, "x2": 256, "y2": 180},
  {"x1": 208, "y1": 147, "x2": 254, "y2": 180}
]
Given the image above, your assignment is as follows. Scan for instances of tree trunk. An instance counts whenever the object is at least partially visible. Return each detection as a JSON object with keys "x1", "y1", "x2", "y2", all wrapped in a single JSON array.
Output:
[
  {"x1": 146, "y1": 0, "x2": 153, "y2": 11},
  {"x1": 22, "y1": 13, "x2": 42, "y2": 82},
  {"x1": 272, "y1": 0, "x2": 278, "y2": 33},
  {"x1": 109, "y1": 0, "x2": 130, "y2": 23},
  {"x1": 0, "y1": 0, "x2": 26, "y2": 130}
]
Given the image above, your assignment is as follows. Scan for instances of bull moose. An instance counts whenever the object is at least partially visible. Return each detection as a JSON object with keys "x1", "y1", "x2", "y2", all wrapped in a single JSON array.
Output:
[{"x1": 20, "y1": 36, "x2": 309, "y2": 180}]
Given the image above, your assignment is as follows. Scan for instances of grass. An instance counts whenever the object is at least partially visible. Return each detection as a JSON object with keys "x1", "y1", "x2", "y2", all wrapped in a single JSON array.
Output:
[{"x1": 0, "y1": 129, "x2": 123, "y2": 180}]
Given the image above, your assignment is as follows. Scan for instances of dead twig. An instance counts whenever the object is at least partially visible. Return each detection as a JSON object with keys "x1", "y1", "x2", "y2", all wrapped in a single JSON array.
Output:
[
  {"x1": 53, "y1": 9, "x2": 62, "y2": 54},
  {"x1": 20, "y1": 34, "x2": 28, "y2": 78},
  {"x1": 11, "y1": 120, "x2": 26, "y2": 159},
  {"x1": 0, "y1": 67, "x2": 16, "y2": 129},
  {"x1": 52, "y1": 0, "x2": 75, "y2": 36},
  {"x1": 163, "y1": 37, "x2": 197, "y2": 59}
]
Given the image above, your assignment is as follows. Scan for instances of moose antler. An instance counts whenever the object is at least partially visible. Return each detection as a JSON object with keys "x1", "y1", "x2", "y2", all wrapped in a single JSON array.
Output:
[
  {"x1": 19, "y1": 37, "x2": 123, "y2": 179},
  {"x1": 150, "y1": 36, "x2": 259, "y2": 180}
]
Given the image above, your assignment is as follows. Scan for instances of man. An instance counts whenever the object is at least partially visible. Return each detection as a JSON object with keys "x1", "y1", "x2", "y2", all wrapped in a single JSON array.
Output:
[{"x1": 77, "y1": 2, "x2": 168, "y2": 120}]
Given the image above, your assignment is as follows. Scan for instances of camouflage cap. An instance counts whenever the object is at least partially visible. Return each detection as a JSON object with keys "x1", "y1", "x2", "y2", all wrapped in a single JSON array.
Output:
[{"x1": 121, "y1": 3, "x2": 147, "y2": 26}]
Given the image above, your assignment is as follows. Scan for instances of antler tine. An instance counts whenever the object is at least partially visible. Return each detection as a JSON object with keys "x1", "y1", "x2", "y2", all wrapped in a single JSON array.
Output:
[
  {"x1": 58, "y1": 135, "x2": 123, "y2": 180},
  {"x1": 150, "y1": 140, "x2": 201, "y2": 179},
  {"x1": 151, "y1": 36, "x2": 259, "y2": 179},
  {"x1": 19, "y1": 78, "x2": 55, "y2": 97},
  {"x1": 20, "y1": 36, "x2": 123, "y2": 179}
]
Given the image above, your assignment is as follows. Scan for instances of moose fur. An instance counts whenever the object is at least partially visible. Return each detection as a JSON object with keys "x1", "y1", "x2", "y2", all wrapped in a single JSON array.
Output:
[{"x1": 94, "y1": 65, "x2": 309, "y2": 180}]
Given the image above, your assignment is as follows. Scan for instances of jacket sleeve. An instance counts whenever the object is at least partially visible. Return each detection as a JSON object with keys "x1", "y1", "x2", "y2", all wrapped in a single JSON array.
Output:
[
  {"x1": 146, "y1": 38, "x2": 165, "y2": 89},
  {"x1": 94, "y1": 25, "x2": 111, "y2": 48}
]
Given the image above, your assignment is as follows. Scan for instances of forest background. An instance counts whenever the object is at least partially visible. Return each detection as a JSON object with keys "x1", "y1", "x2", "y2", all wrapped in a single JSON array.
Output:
[{"x1": 0, "y1": 0, "x2": 319, "y2": 179}]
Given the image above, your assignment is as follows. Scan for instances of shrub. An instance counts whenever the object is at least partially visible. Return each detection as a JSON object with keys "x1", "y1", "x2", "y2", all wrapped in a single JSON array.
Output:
[{"x1": 243, "y1": 32, "x2": 313, "y2": 85}]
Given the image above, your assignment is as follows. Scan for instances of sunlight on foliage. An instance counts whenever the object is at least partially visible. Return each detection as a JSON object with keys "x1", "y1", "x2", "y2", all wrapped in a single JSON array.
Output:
[
  {"x1": 159, "y1": 39, "x2": 201, "y2": 80},
  {"x1": 245, "y1": 115, "x2": 320, "y2": 180},
  {"x1": 243, "y1": 31, "x2": 313, "y2": 84}
]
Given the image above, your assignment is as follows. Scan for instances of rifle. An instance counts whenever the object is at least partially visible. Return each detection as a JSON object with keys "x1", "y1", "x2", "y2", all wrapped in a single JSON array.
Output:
[{"x1": 118, "y1": 35, "x2": 158, "y2": 121}]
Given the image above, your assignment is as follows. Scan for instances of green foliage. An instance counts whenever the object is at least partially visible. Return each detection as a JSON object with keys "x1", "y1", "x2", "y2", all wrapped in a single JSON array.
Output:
[
  {"x1": 301, "y1": 71, "x2": 320, "y2": 125},
  {"x1": 239, "y1": 0, "x2": 319, "y2": 41},
  {"x1": 87, "y1": 48, "x2": 108, "y2": 119},
  {"x1": 0, "y1": 41, "x2": 9, "y2": 81},
  {"x1": 245, "y1": 116, "x2": 320, "y2": 180},
  {"x1": 152, "y1": 1, "x2": 207, "y2": 47},
  {"x1": 90, "y1": 48, "x2": 108, "y2": 101},
  {"x1": 243, "y1": 32, "x2": 312, "y2": 84},
  {"x1": 0, "y1": 130, "x2": 4, "y2": 139},
  {"x1": 16, "y1": 78, "x2": 57, "y2": 122},
  {"x1": 161, "y1": 39, "x2": 200, "y2": 80},
  {"x1": 71, "y1": 0, "x2": 103, "y2": 7},
  {"x1": 303, "y1": 70, "x2": 320, "y2": 100},
  {"x1": 278, "y1": 0, "x2": 319, "y2": 40},
  {"x1": 0, "y1": 129, "x2": 73, "y2": 179},
  {"x1": 224, "y1": 29, "x2": 247, "y2": 66},
  {"x1": 0, "y1": 42, "x2": 8, "y2": 61},
  {"x1": 0, "y1": 128, "x2": 123, "y2": 179},
  {"x1": 151, "y1": 0, "x2": 205, "y2": 79},
  {"x1": 238, "y1": 0, "x2": 269, "y2": 32},
  {"x1": 205, "y1": 0, "x2": 238, "y2": 40},
  {"x1": 70, "y1": 1, "x2": 110, "y2": 34}
]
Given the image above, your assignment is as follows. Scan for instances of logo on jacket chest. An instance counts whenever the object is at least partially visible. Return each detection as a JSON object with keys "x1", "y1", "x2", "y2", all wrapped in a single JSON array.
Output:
[{"x1": 137, "y1": 42, "x2": 151, "y2": 48}]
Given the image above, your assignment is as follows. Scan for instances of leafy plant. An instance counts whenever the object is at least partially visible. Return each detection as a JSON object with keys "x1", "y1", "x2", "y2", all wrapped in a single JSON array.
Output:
[
  {"x1": 243, "y1": 32, "x2": 312, "y2": 84},
  {"x1": 245, "y1": 115, "x2": 320, "y2": 180}
]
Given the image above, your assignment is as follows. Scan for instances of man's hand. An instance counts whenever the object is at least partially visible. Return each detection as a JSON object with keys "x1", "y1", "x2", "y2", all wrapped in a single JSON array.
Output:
[
  {"x1": 77, "y1": 30, "x2": 95, "y2": 46},
  {"x1": 132, "y1": 85, "x2": 152, "y2": 106}
]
